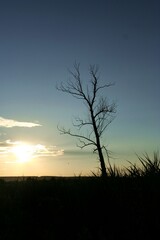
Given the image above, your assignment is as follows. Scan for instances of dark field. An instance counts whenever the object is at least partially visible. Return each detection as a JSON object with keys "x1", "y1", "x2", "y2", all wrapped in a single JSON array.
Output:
[{"x1": 0, "y1": 176, "x2": 160, "y2": 240}]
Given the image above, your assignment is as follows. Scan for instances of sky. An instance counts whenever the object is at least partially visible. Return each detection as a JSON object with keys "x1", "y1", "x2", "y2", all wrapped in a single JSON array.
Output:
[{"x1": 0, "y1": 0, "x2": 160, "y2": 176}]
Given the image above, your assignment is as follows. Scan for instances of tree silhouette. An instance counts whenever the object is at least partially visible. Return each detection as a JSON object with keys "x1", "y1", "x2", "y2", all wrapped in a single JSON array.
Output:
[{"x1": 57, "y1": 63, "x2": 116, "y2": 177}]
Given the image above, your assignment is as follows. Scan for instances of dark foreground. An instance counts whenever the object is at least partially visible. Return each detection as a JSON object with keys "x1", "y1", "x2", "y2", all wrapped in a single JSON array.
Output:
[{"x1": 0, "y1": 176, "x2": 160, "y2": 240}]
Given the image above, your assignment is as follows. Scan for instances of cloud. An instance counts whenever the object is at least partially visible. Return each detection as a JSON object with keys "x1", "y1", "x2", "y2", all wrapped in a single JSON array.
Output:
[
  {"x1": 0, "y1": 140, "x2": 21, "y2": 148},
  {"x1": 32, "y1": 144, "x2": 64, "y2": 157},
  {"x1": 0, "y1": 140, "x2": 64, "y2": 159},
  {"x1": 0, "y1": 140, "x2": 20, "y2": 154},
  {"x1": 0, "y1": 117, "x2": 41, "y2": 128}
]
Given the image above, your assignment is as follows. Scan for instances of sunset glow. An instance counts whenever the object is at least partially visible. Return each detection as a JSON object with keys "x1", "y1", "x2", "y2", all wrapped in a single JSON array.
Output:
[
  {"x1": 0, "y1": 0, "x2": 159, "y2": 176},
  {"x1": 0, "y1": 140, "x2": 64, "y2": 167},
  {"x1": 11, "y1": 143, "x2": 35, "y2": 163}
]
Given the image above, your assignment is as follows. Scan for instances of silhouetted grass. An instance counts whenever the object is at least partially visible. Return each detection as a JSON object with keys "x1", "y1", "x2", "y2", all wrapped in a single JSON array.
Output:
[
  {"x1": 0, "y1": 152, "x2": 160, "y2": 239},
  {"x1": 126, "y1": 151, "x2": 160, "y2": 177}
]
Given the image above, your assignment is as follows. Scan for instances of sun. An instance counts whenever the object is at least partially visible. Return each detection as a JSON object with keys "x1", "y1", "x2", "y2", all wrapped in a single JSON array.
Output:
[{"x1": 12, "y1": 143, "x2": 34, "y2": 163}]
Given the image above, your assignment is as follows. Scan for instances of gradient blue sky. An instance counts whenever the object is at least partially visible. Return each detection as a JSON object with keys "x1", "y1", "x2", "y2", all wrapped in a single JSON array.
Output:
[{"x1": 0, "y1": 0, "x2": 159, "y2": 176}]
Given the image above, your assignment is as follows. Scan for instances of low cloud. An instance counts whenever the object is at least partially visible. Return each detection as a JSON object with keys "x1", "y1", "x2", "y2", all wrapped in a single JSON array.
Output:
[
  {"x1": 0, "y1": 117, "x2": 41, "y2": 128},
  {"x1": 33, "y1": 144, "x2": 64, "y2": 157},
  {"x1": 0, "y1": 140, "x2": 64, "y2": 159}
]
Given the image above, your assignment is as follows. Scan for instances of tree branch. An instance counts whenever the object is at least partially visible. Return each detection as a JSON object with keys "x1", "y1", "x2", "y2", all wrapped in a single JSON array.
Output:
[{"x1": 57, "y1": 125, "x2": 96, "y2": 146}]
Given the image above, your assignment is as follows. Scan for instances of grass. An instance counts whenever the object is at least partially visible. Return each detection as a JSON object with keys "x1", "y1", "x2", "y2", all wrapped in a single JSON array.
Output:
[
  {"x1": 0, "y1": 152, "x2": 160, "y2": 239},
  {"x1": 103, "y1": 151, "x2": 160, "y2": 178},
  {"x1": 125, "y1": 151, "x2": 160, "y2": 177}
]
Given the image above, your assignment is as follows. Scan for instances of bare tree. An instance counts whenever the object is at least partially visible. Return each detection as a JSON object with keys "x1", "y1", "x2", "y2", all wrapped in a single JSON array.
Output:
[{"x1": 57, "y1": 63, "x2": 116, "y2": 177}]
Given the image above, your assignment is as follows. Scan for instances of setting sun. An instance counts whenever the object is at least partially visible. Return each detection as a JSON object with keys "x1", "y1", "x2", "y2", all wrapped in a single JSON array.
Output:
[{"x1": 12, "y1": 144, "x2": 34, "y2": 163}]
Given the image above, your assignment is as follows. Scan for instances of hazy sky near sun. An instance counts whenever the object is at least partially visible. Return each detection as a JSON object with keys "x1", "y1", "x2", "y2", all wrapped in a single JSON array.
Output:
[{"x1": 0, "y1": 0, "x2": 160, "y2": 176}]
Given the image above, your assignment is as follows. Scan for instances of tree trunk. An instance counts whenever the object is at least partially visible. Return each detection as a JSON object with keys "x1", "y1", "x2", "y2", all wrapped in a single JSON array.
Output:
[
  {"x1": 98, "y1": 147, "x2": 107, "y2": 177},
  {"x1": 90, "y1": 107, "x2": 107, "y2": 177}
]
